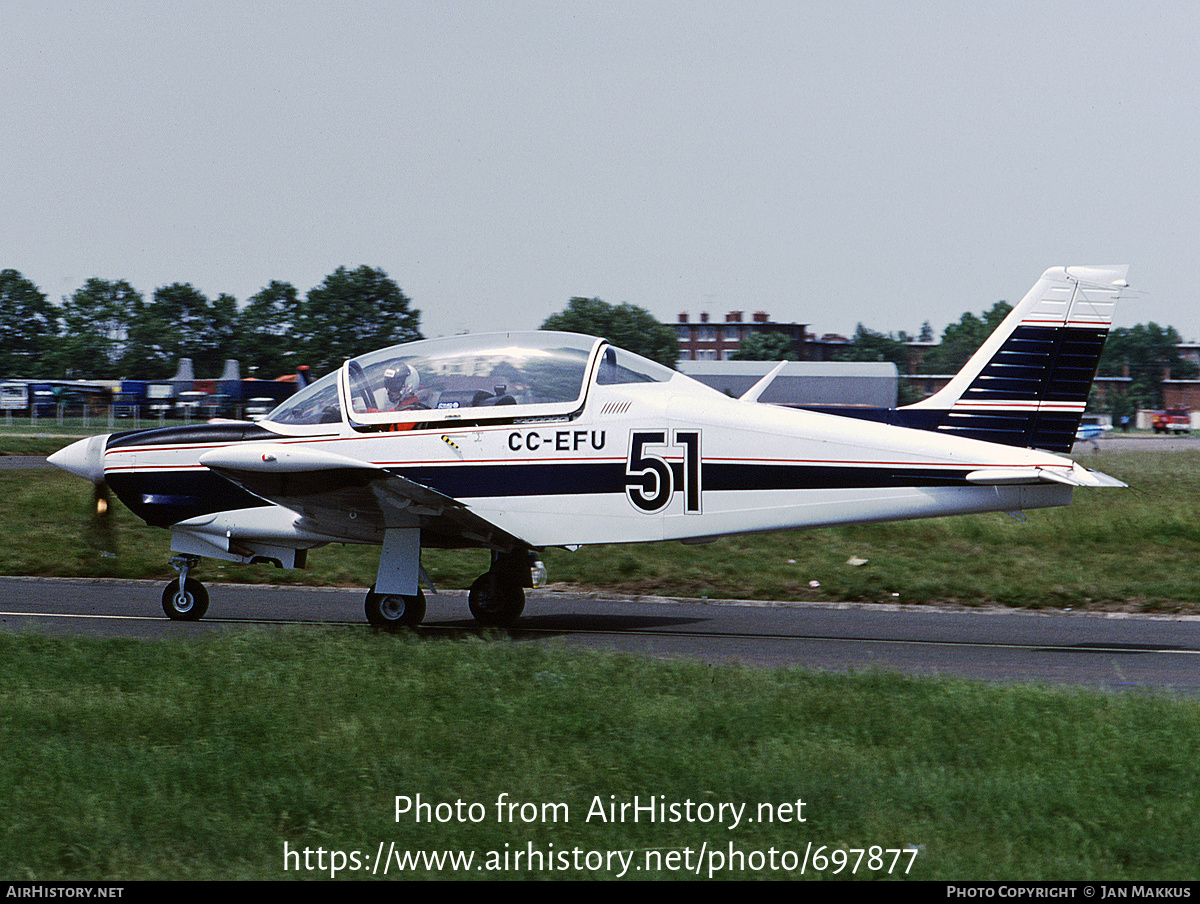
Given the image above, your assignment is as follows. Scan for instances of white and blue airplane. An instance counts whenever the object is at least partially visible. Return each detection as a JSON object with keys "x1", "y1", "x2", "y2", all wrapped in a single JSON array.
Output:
[
  {"x1": 1075, "y1": 422, "x2": 1112, "y2": 448},
  {"x1": 50, "y1": 265, "x2": 1129, "y2": 628}
]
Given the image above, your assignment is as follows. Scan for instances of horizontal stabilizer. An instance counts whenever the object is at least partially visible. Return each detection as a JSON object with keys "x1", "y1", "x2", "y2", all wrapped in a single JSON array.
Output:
[{"x1": 965, "y1": 464, "x2": 1126, "y2": 488}]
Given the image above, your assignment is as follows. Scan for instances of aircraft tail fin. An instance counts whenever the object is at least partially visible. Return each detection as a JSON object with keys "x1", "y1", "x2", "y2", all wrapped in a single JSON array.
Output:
[{"x1": 900, "y1": 265, "x2": 1129, "y2": 452}]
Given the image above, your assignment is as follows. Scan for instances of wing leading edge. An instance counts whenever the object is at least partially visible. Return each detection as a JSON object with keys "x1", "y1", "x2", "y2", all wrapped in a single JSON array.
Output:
[{"x1": 196, "y1": 444, "x2": 531, "y2": 553}]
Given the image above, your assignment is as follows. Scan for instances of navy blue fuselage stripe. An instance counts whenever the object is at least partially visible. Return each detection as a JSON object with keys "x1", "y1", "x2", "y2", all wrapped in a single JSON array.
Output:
[
  {"x1": 106, "y1": 460, "x2": 980, "y2": 527},
  {"x1": 107, "y1": 470, "x2": 268, "y2": 527},
  {"x1": 108, "y1": 422, "x2": 278, "y2": 449},
  {"x1": 396, "y1": 462, "x2": 973, "y2": 497}
]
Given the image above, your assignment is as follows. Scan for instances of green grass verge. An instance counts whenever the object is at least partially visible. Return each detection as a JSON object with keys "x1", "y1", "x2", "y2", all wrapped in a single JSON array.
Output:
[{"x1": 1, "y1": 629, "x2": 1196, "y2": 880}]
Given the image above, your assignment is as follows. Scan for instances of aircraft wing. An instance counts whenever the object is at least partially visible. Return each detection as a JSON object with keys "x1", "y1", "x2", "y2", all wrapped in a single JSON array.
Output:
[{"x1": 197, "y1": 444, "x2": 531, "y2": 552}]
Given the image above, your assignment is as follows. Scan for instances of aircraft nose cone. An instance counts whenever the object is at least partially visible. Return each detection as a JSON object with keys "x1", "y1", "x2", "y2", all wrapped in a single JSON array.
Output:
[{"x1": 48, "y1": 434, "x2": 110, "y2": 484}]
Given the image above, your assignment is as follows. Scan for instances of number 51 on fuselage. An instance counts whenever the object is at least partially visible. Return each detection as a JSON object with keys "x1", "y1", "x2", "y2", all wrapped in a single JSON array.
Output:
[{"x1": 49, "y1": 265, "x2": 1129, "y2": 629}]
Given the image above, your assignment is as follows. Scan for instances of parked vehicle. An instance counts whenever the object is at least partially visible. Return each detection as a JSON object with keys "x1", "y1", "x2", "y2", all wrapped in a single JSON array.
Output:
[{"x1": 1152, "y1": 408, "x2": 1192, "y2": 434}]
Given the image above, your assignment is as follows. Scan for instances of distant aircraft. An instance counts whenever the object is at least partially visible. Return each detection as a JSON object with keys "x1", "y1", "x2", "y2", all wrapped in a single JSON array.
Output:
[
  {"x1": 1075, "y1": 422, "x2": 1111, "y2": 446},
  {"x1": 50, "y1": 265, "x2": 1129, "y2": 628}
]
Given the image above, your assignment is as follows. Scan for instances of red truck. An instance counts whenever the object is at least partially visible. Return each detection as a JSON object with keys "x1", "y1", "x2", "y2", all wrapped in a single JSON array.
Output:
[{"x1": 1152, "y1": 408, "x2": 1192, "y2": 434}]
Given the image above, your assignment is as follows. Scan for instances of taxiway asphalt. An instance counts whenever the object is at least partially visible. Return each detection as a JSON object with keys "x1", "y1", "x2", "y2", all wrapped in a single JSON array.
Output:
[{"x1": 1, "y1": 577, "x2": 1197, "y2": 694}]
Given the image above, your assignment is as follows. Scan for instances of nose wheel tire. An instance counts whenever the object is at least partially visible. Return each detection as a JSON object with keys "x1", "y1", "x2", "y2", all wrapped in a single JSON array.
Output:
[
  {"x1": 365, "y1": 585, "x2": 427, "y2": 627},
  {"x1": 162, "y1": 577, "x2": 210, "y2": 621}
]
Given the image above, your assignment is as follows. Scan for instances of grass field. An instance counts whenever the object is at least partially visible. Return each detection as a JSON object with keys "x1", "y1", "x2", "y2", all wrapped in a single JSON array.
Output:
[
  {"x1": 2, "y1": 629, "x2": 1198, "y2": 880},
  {"x1": 2, "y1": 434, "x2": 1199, "y2": 880}
]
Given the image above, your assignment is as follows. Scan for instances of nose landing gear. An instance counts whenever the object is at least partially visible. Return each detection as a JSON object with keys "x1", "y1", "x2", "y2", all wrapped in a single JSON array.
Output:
[{"x1": 162, "y1": 555, "x2": 209, "y2": 621}]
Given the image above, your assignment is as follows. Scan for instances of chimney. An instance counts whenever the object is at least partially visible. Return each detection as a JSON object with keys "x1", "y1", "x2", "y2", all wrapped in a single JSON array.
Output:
[
  {"x1": 700, "y1": 312, "x2": 709, "y2": 323},
  {"x1": 726, "y1": 311, "x2": 743, "y2": 322},
  {"x1": 753, "y1": 311, "x2": 769, "y2": 323},
  {"x1": 678, "y1": 313, "x2": 689, "y2": 323}
]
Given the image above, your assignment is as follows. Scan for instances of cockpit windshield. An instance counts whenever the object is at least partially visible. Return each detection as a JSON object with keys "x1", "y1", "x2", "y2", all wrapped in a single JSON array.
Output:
[{"x1": 262, "y1": 368, "x2": 341, "y2": 427}]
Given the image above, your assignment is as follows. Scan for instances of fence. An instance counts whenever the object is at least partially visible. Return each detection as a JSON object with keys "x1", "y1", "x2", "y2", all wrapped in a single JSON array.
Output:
[{"x1": 2, "y1": 403, "x2": 271, "y2": 431}]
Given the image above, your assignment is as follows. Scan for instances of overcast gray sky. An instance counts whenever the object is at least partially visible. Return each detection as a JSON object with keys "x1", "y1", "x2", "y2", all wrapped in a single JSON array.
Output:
[{"x1": 4, "y1": 1, "x2": 1198, "y2": 346}]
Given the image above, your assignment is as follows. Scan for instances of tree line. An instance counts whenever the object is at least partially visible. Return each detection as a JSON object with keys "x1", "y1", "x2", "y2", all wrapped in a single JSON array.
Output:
[
  {"x1": 825, "y1": 302, "x2": 1198, "y2": 412},
  {"x1": 2, "y1": 264, "x2": 1194, "y2": 414},
  {"x1": 0, "y1": 266, "x2": 421, "y2": 382}
]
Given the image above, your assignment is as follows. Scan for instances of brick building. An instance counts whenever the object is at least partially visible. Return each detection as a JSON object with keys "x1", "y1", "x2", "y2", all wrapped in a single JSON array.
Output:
[{"x1": 673, "y1": 311, "x2": 811, "y2": 361}]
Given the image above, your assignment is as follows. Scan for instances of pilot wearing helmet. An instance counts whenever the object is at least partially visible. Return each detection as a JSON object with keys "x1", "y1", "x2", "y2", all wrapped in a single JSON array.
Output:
[{"x1": 383, "y1": 363, "x2": 426, "y2": 411}]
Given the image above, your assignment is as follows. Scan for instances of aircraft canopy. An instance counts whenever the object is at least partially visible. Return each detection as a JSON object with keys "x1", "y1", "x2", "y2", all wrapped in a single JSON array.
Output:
[{"x1": 262, "y1": 331, "x2": 675, "y2": 433}]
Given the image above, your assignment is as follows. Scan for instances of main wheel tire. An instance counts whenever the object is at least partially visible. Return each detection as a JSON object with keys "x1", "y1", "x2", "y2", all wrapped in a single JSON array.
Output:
[
  {"x1": 365, "y1": 585, "x2": 426, "y2": 627},
  {"x1": 162, "y1": 577, "x2": 209, "y2": 621},
  {"x1": 468, "y1": 571, "x2": 525, "y2": 628}
]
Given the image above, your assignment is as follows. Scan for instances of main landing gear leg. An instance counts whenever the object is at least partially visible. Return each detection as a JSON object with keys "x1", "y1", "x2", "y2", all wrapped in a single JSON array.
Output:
[
  {"x1": 468, "y1": 550, "x2": 530, "y2": 628},
  {"x1": 163, "y1": 554, "x2": 209, "y2": 621},
  {"x1": 365, "y1": 528, "x2": 427, "y2": 628}
]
